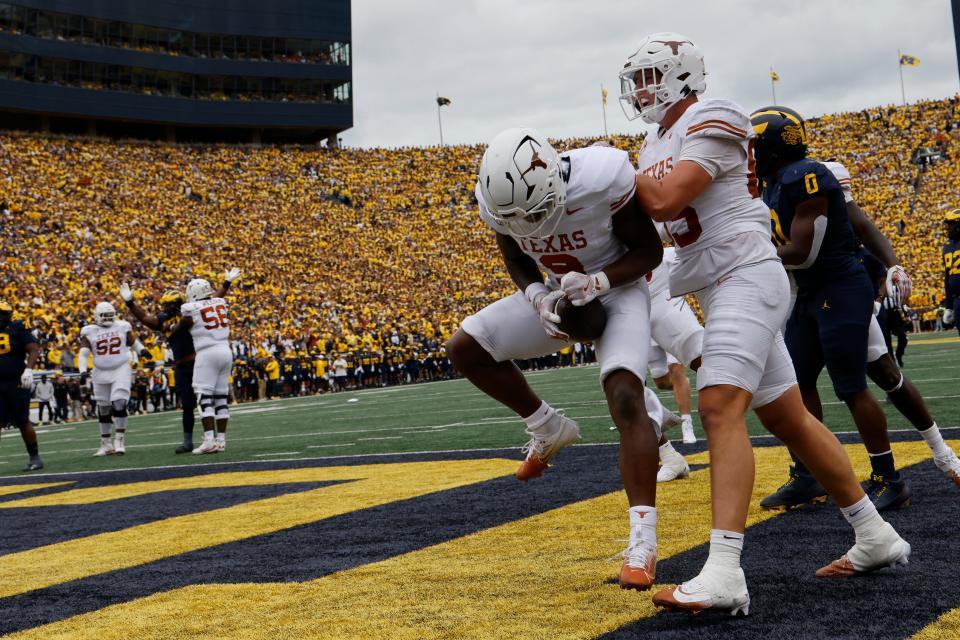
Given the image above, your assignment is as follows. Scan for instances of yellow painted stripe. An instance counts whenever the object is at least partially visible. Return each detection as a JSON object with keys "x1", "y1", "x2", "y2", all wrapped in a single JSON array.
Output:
[
  {"x1": 0, "y1": 482, "x2": 73, "y2": 497},
  {"x1": 0, "y1": 467, "x2": 454, "y2": 508},
  {"x1": 7, "y1": 441, "x2": 946, "y2": 639},
  {"x1": 904, "y1": 336, "x2": 960, "y2": 346},
  {"x1": 0, "y1": 459, "x2": 516, "y2": 599},
  {"x1": 911, "y1": 607, "x2": 960, "y2": 639}
]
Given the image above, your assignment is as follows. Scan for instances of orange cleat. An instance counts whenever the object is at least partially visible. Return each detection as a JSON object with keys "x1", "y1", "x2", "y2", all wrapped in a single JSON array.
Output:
[
  {"x1": 651, "y1": 568, "x2": 750, "y2": 616},
  {"x1": 816, "y1": 524, "x2": 911, "y2": 578},
  {"x1": 515, "y1": 411, "x2": 581, "y2": 482},
  {"x1": 815, "y1": 555, "x2": 859, "y2": 578},
  {"x1": 619, "y1": 544, "x2": 657, "y2": 591}
]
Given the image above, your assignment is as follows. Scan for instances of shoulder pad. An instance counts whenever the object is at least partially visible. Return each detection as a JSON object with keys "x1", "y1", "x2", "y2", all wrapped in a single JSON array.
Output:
[
  {"x1": 822, "y1": 160, "x2": 852, "y2": 190},
  {"x1": 684, "y1": 100, "x2": 751, "y2": 142},
  {"x1": 564, "y1": 146, "x2": 632, "y2": 200}
]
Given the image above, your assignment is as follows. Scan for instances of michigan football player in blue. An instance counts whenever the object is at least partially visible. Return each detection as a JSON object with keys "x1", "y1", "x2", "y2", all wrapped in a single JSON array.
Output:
[
  {"x1": 751, "y1": 106, "x2": 910, "y2": 511},
  {"x1": 0, "y1": 300, "x2": 43, "y2": 471},
  {"x1": 943, "y1": 209, "x2": 960, "y2": 335}
]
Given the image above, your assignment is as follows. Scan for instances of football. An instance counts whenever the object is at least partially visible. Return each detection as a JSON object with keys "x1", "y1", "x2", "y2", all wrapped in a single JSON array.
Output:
[{"x1": 553, "y1": 296, "x2": 607, "y2": 342}]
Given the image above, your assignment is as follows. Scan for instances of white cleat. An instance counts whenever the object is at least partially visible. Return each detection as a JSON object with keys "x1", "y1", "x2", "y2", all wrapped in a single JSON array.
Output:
[
  {"x1": 114, "y1": 439, "x2": 126, "y2": 455},
  {"x1": 192, "y1": 440, "x2": 220, "y2": 455},
  {"x1": 653, "y1": 565, "x2": 750, "y2": 616},
  {"x1": 657, "y1": 446, "x2": 690, "y2": 483},
  {"x1": 93, "y1": 442, "x2": 115, "y2": 457},
  {"x1": 681, "y1": 419, "x2": 697, "y2": 444},
  {"x1": 933, "y1": 450, "x2": 960, "y2": 488},
  {"x1": 215, "y1": 441, "x2": 226, "y2": 453},
  {"x1": 515, "y1": 411, "x2": 581, "y2": 481},
  {"x1": 816, "y1": 522, "x2": 911, "y2": 577}
]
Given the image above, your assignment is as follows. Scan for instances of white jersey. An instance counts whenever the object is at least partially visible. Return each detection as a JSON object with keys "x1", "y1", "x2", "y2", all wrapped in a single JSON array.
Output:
[
  {"x1": 823, "y1": 161, "x2": 854, "y2": 203},
  {"x1": 636, "y1": 98, "x2": 776, "y2": 295},
  {"x1": 181, "y1": 298, "x2": 230, "y2": 352},
  {"x1": 80, "y1": 321, "x2": 133, "y2": 371},
  {"x1": 477, "y1": 145, "x2": 637, "y2": 286},
  {"x1": 646, "y1": 246, "x2": 676, "y2": 298}
]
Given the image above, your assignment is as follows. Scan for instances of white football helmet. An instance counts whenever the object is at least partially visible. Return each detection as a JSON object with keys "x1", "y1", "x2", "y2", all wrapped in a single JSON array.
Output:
[
  {"x1": 185, "y1": 278, "x2": 214, "y2": 302},
  {"x1": 619, "y1": 32, "x2": 706, "y2": 124},
  {"x1": 94, "y1": 301, "x2": 116, "y2": 327},
  {"x1": 477, "y1": 127, "x2": 566, "y2": 239}
]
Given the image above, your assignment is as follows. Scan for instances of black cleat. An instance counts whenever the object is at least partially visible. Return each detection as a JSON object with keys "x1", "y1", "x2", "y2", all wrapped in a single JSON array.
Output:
[
  {"x1": 760, "y1": 465, "x2": 828, "y2": 509},
  {"x1": 864, "y1": 473, "x2": 911, "y2": 511},
  {"x1": 22, "y1": 456, "x2": 44, "y2": 472},
  {"x1": 174, "y1": 444, "x2": 194, "y2": 454}
]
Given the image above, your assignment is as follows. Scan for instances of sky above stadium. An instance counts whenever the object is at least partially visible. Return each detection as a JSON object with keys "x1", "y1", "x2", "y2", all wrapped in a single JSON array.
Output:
[{"x1": 339, "y1": 0, "x2": 959, "y2": 148}]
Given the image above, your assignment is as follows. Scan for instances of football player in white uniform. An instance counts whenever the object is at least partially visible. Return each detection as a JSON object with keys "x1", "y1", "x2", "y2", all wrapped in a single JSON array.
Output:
[
  {"x1": 446, "y1": 127, "x2": 666, "y2": 590},
  {"x1": 176, "y1": 275, "x2": 237, "y2": 454},
  {"x1": 620, "y1": 33, "x2": 910, "y2": 614},
  {"x1": 761, "y1": 160, "x2": 960, "y2": 505},
  {"x1": 79, "y1": 301, "x2": 151, "y2": 456}
]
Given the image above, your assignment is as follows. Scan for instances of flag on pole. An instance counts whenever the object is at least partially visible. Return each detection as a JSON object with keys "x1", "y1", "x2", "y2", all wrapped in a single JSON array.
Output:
[
  {"x1": 601, "y1": 86, "x2": 609, "y2": 106},
  {"x1": 436, "y1": 96, "x2": 452, "y2": 106},
  {"x1": 899, "y1": 54, "x2": 920, "y2": 67},
  {"x1": 769, "y1": 69, "x2": 780, "y2": 82}
]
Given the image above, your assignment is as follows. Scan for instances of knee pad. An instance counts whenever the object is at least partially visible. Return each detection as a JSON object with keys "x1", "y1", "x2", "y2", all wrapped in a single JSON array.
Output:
[
  {"x1": 97, "y1": 404, "x2": 112, "y2": 422},
  {"x1": 214, "y1": 395, "x2": 230, "y2": 420},
  {"x1": 198, "y1": 394, "x2": 215, "y2": 419},
  {"x1": 111, "y1": 399, "x2": 128, "y2": 417}
]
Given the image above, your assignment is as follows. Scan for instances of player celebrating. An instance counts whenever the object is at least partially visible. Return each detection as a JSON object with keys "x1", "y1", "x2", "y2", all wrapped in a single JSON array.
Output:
[
  {"x1": 175, "y1": 276, "x2": 237, "y2": 454},
  {"x1": 760, "y1": 156, "x2": 960, "y2": 506},
  {"x1": 79, "y1": 301, "x2": 151, "y2": 456},
  {"x1": 120, "y1": 268, "x2": 239, "y2": 454},
  {"x1": 620, "y1": 33, "x2": 910, "y2": 615},
  {"x1": 0, "y1": 301, "x2": 43, "y2": 471},
  {"x1": 446, "y1": 127, "x2": 666, "y2": 590}
]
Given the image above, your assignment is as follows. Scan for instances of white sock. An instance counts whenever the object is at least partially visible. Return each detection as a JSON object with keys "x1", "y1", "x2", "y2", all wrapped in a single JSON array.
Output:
[
  {"x1": 101, "y1": 435, "x2": 111, "y2": 446},
  {"x1": 522, "y1": 401, "x2": 555, "y2": 432},
  {"x1": 216, "y1": 433, "x2": 226, "y2": 444},
  {"x1": 840, "y1": 495, "x2": 885, "y2": 539},
  {"x1": 704, "y1": 529, "x2": 743, "y2": 570},
  {"x1": 203, "y1": 430, "x2": 215, "y2": 442},
  {"x1": 114, "y1": 431, "x2": 124, "y2": 443},
  {"x1": 681, "y1": 414, "x2": 692, "y2": 424},
  {"x1": 919, "y1": 423, "x2": 951, "y2": 458},
  {"x1": 628, "y1": 506, "x2": 657, "y2": 548}
]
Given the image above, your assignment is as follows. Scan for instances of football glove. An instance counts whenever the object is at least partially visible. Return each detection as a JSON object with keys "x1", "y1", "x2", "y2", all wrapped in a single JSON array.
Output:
[
  {"x1": 225, "y1": 267, "x2": 241, "y2": 283},
  {"x1": 560, "y1": 271, "x2": 610, "y2": 307},
  {"x1": 20, "y1": 368, "x2": 33, "y2": 389},
  {"x1": 119, "y1": 282, "x2": 134, "y2": 302},
  {"x1": 885, "y1": 265, "x2": 911, "y2": 306},
  {"x1": 532, "y1": 289, "x2": 568, "y2": 340},
  {"x1": 944, "y1": 309, "x2": 955, "y2": 325}
]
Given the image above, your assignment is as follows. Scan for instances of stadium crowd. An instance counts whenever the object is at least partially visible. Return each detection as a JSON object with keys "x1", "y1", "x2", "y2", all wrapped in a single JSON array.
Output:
[{"x1": 2, "y1": 96, "x2": 958, "y2": 401}]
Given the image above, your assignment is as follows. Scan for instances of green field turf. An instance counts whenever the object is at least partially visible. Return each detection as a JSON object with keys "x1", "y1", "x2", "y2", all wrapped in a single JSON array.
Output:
[{"x1": 3, "y1": 334, "x2": 958, "y2": 477}]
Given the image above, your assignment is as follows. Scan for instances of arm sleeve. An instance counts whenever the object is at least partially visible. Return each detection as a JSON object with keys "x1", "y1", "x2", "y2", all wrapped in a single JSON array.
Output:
[{"x1": 678, "y1": 136, "x2": 745, "y2": 179}]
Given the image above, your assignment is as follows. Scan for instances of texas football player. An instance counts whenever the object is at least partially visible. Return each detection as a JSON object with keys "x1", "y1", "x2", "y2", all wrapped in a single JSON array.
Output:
[
  {"x1": 622, "y1": 33, "x2": 910, "y2": 615},
  {"x1": 446, "y1": 126, "x2": 667, "y2": 590}
]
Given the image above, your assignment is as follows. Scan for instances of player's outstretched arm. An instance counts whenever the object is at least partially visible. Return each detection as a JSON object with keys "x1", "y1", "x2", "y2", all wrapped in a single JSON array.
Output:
[
  {"x1": 213, "y1": 267, "x2": 241, "y2": 298},
  {"x1": 120, "y1": 283, "x2": 162, "y2": 330},
  {"x1": 778, "y1": 197, "x2": 828, "y2": 268},
  {"x1": 634, "y1": 161, "x2": 713, "y2": 222}
]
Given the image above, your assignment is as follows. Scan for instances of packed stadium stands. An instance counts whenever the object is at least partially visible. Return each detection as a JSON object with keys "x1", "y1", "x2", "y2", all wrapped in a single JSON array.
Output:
[{"x1": 2, "y1": 96, "x2": 958, "y2": 397}]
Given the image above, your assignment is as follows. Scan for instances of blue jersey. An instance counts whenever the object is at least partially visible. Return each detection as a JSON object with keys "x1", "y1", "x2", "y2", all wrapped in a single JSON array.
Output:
[
  {"x1": 763, "y1": 158, "x2": 862, "y2": 293},
  {"x1": 943, "y1": 239, "x2": 960, "y2": 306},
  {"x1": 156, "y1": 310, "x2": 195, "y2": 362},
  {"x1": 0, "y1": 321, "x2": 37, "y2": 381}
]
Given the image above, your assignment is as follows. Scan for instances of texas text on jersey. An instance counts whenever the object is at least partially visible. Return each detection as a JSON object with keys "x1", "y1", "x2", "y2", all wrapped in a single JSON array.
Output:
[{"x1": 475, "y1": 145, "x2": 637, "y2": 284}]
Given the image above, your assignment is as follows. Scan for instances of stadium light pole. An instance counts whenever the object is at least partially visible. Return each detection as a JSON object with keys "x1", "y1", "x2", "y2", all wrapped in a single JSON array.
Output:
[{"x1": 436, "y1": 94, "x2": 451, "y2": 147}]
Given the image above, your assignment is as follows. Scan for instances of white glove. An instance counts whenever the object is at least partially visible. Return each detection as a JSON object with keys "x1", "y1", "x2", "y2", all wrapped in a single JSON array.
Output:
[
  {"x1": 885, "y1": 265, "x2": 911, "y2": 306},
  {"x1": 20, "y1": 368, "x2": 33, "y2": 389},
  {"x1": 119, "y1": 282, "x2": 133, "y2": 302},
  {"x1": 944, "y1": 309, "x2": 955, "y2": 325},
  {"x1": 225, "y1": 267, "x2": 241, "y2": 283},
  {"x1": 560, "y1": 271, "x2": 610, "y2": 307},
  {"x1": 536, "y1": 289, "x2": 569, "y2": 339}
]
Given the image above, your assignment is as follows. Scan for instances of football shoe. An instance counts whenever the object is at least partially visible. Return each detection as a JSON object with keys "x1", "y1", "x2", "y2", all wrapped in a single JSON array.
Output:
[
  {"x1": 114, "y1": 438, "x2": 126, "y2": 455},
  {"x1": 94, "y1": 441, "x2": 115, "y2": 457},
  {"x1": 657, "y1": 445, "x2": 690, "y2": 483},
  {"x1": 192, "y1": 440, "x2": 220, "y2": 455},
  {"x1": 759, "y1": 465, "x2": 828, "y2": 509},
  {"x1": 619, "y1": 541, "x2": 657, "y2": 591},
  {"x1": 816, "y1": 522, "x2": 911, "y2": 578},
  {"x1": 933, "y1": 450, "x2": 960, "y2": 488},
  {"x1": 22, "y1": 456, "x2": 44, "y2": 472},
  {"x1": 864, "y1": 473, "x2": 910, "y2": 511},
  {"x1": 653, "y1": 565, "x2": 750, "y2": 616},
  {"x1": 515, "y1": 411, "x2": 580, "y2": 481},
  {"x1": 174, "y1": 444, "x2": 193, "y2": 454},
  {"x1": 680, "y1": 418, "x2": 697, "y2": 444}
]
